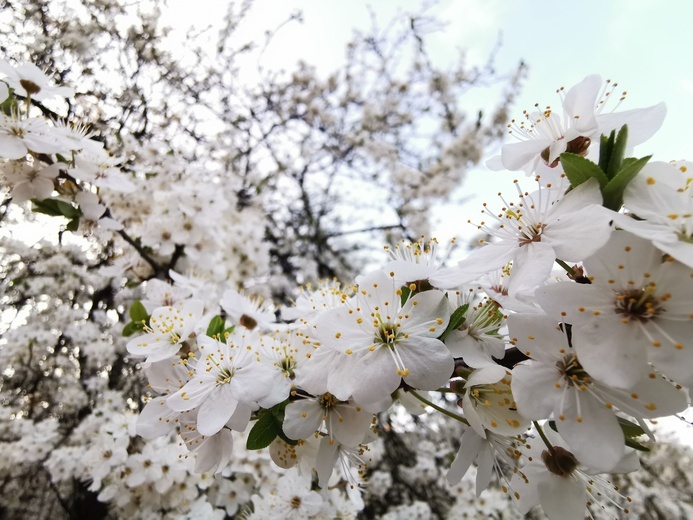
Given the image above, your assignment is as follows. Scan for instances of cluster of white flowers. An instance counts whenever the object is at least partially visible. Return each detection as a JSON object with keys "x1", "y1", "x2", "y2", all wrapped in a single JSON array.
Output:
[{"x1": 1, "y1": 58, "x2": 692, "y2": 519}]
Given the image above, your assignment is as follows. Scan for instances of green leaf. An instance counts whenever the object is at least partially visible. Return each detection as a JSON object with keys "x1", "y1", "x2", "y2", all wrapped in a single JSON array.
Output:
[
  {"x1": 206, "y1": 315, "x2": 226, "y2": 339},
  {"x1": 625, "y1": 437, "x2": 651, "y2": 452},
  {"x1": 122, "y1": 321, "x2": 143, "y2": 337},
  {"x1": 438, "y1": 304, "x2": 469, "y2": 341},
  {"x1": 602, "y1": 155, "x2": 651, "y2": 211},
  {"x1": 31, "y1": 198, "x2": 80, "y2": 219},
  {"x1": 615, "y1": 417, "x2": 650, "y2": 452},
  {"x1": 129, "y1": 300, "x2": 149, "y2": 323},
  {"x1": 399, "y1": 285, "x2": 411, "y2": 307},
  {"x1": 616, "y1": 416, "x2": 646, "y2": 438},
  {"x1": 559, "y1": 153, "x2": 609, "y2": 189},
  {"x1": 65, "y1": 217, "x2": 80, "y2": 232},
  {"x1": 598, "y1": 131, "x2": 615, "y2": 173},
  {"x1": 246, "y1": 410, "x2": 283, "y2": 450},
  {"x1": 606, "y1": 125, "x2": 629, "y2": 180},
  {"x1": 0, "y1": 89, "x2": 18, "y2": 116}
]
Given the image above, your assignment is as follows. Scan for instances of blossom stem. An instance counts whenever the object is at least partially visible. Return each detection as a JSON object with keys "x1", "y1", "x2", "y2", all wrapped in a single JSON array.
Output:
[
  {"x1": 533, "y1": 421, "x2": 556, "y2": 456},
  {"x1": 555, "y1": 258, "x2": 576, "y2": 276},
  {"x1": 408, "y1": 390, "x2": 469, "y2": 425}
]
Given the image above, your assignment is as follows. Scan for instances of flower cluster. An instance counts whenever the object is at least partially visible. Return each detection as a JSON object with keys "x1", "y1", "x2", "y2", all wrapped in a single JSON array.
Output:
[{"x1": 1, "y1": 57, "x2": 692, "y2": 519}]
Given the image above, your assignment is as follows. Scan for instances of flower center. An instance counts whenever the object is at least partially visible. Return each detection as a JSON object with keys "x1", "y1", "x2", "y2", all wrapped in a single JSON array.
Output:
[
  {"x1": 319, "y1": 392, "x2": 339, "y2": 410},
  {"x1": 518, "y1": 223, "x2": 546, "y2": 246},
  {"x1": 375, "y1": 321, "x2": 400, "y2": 347},
  {"x1": 290, "y1": 496, "x2": 302, "y2": 509},
  {"x1": 540, "y1": 135, "x2": 591, "y2": 168},
  {"x1": 614, "y1": 287, "x2": 662, "y2": 322},
  {"x1": 555, "y1": 354, "x2": 590, "y2": 387}
]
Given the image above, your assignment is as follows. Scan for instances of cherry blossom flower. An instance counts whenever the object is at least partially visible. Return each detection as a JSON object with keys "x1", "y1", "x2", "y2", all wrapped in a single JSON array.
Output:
[
  {"x1": 75, "y1": 191, "x2": 123, "y2": 230},
  {"x1": 178, "y1": 412, "x2": 235, "y2": 474},
  {"x1": 256, "y1": 331, "x2": 314, "y2": 408},
  {"x1": 166, "y1": 330, "x2": 274, "y2": 437},
  {"x1": 220, "y1": 289, "x2": 276, "y2": 331},
  {"x1": 126, "y1": 299, "x2": 204, "y2": 363},
  {"x1": 444, "y1": 287, "x2": 507, "y2": 367},
  {"x1": 136, "y1": 359, "x2": 191, "y2": 439},
  {"x1": 68, "y1": 146, "x2": 136, "y2": 192},
  {"x1": 2, "y1": 161, "x2": 58, "y2": 202},
  {"x1": 490, "y1": 74, "x2": 665, "y2": 177},
  {"x1": 446, "y1": 426, "x2": 522, "y2": 496},
  {"x1": 0, "y1": 113, "x2": 65, "y2": 159},
  {"x1": 511, "y1": 428, "x2": 639, "y2": 520},
  {"x1": 281, "y1": 279, "x2": 350, "y2": 323},
  {"x1": 0, "y1": 60, "x2": 73, "y2": 101},
  {"x1": 536, "y1": 231, "x2": 693, "y2": 389},
  {"x1": 460, "y1": 365, "x2": 529, "y2": 438},
  {"x1": 432, "y1": 179, "x2": 613, "y2": 291},
  {"x1": 264, "y1": 472, "x2": 324, "y2": 519},
  {"x1": 617, "y1": 160, "x2": 693, "y2": 267},
  {"x1": 313, "y1": 270, "x2": 453, "y2": 404},
  {"x1": 383, "y1": 236, "x2": 454, "y2": 288},
  {"x1": 141, "y1": 279, "x2": 192, "y2": 313},
  {"x1": 509, "y1": 313, "x2": 686, "y2": 471},
  {"x1": 283, "y1": 393, "x2": 373, "y2": 447}
]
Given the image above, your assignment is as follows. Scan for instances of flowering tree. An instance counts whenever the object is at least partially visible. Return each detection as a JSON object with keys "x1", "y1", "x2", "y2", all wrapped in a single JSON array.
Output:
[{"x1": 2, "y1": 1, "x2": 693, "y2": 519}]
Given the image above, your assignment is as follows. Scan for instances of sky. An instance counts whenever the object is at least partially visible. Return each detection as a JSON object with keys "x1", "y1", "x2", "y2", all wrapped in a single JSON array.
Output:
[{"x1": 161, "y1": 0, "x2": 693, "y2": 242}]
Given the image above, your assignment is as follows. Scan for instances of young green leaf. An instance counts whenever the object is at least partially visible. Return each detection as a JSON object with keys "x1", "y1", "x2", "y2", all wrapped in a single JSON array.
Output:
[
  {"x1": 206, "y1": 315, "x2": 226, "y2": 339},
  {"x1": 606, "y1": 125, "x2": 629, "y2": 179},
  {"x1": 560, "y1": 153, "x2": 609, "y2": 189},
  {"x1": 598, "y1": 130, "x2": 615, "y2": 173},
  {"x1": 438, "y1": 304, "x2": 469, "y2": 341},
  {"x1": 399, "y1": 285, "x2": 411, "y2": 307},
  {"x1": 32, "y1": 198, "x2": 80, "y2": 218},
  {"x1": 65, "y1": 217, "x2": 80, "y2": 232},
  {"x1": 616, "y1": 416, "x2": 646, "y2": 438},
  {"x1": 602, "y1": 155, "x2": 651, "y2": 211},
  {"x1": 122, "y1": 321, "x2": 144, "y2": 337},
  {"x1": 129, "y1": 300, "x2": 149, "y2": 323},
  {"x1": 246, "y1": 410, "x2": 283, "y2": 450}
]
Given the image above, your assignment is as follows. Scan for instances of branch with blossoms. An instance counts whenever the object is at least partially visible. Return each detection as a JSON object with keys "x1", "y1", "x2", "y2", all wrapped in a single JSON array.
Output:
[
  {"x1": 1, "y1": 55, "x2": 692, "y2": 519},
  {"x1": 113, "y1": 76, "x2": 692, "y2": 520}
]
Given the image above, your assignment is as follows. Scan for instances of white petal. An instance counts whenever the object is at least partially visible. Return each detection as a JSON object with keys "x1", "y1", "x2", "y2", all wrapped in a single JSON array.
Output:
[
  {"x1": 511, "y1": 363, "x2": 560, "y2": 419},
  {"x1": 399, "y1": 337, "x2": 454, "y2": 391},
  {"x1": 136, "y1": 397, "x2": 180, "y2": 439},
  {"x1": 555, "y1": 390, "x2": 624, "y2": 473},
  {"x1": 283, "y1": 400, "x2": 324, "y2": 441},
  {"x1": 537, "y1": 473, "x2": 587, "y2": 520},
  {"x1": 597, "y1": 102, "x2": 667, "y2": 146},
  {"x1": 446, "y1": 427, "x2": 483, "y2": 485},
  {"x1": 197, "y1": 385, "x2": 238, "y2": 436}
]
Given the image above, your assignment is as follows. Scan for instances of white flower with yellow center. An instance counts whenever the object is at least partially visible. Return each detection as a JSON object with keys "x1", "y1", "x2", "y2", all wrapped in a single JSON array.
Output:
[
  {"x1": 166, "y1": 329, "x2": 274, "y2": 437},
  {"x1": 490, "y1": 74, "x2": 665, "y2": 179},
  {"x1": 127, "y1": 299, "x2": 204, "y2": 363},
  {"x1": 618, "y1": 160, "x2": 693, "y2": 267},
  {"x1": 536, "y1": 231, "x2": 693, "y2": 389},
  {"x1": 461, "y1": 364, "x2": 529, "y2": 438},
  {"x1": 313, "y1": 270, "x2": 453, "y2": 405},
  {"x1": 509, "y1": 313, "x2": 686, "y2": 472}
]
